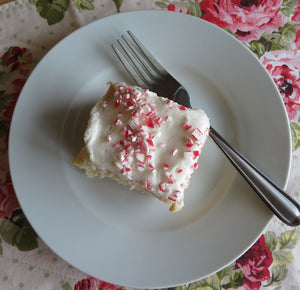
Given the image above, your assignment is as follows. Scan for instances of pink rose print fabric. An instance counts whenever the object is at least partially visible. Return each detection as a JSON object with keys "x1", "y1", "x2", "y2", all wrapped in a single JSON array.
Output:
[
  {"x1": 167, "y1": 4, "x2": 189, "y2": 14},
  {"x1": 261, "y1": 49, "x2": 300, "y2": 120},
  {"x1": 291, "y1": 2, "x2": 300, "y2": 48},
  {"x1": 235, "y1": 235, "x2": 273, "y2": 290},
  {"x1": 0, "y1": 47, "x2": 32, "y2": 219},
  {"x1": 1, "y1": 47, "x2": 32, "y2": 75},
  {"x1": 0, "y1": 171, "x2": 19, "y2": 219},
  {"x1": 200, "y1": 0, "x2": 286, "y2": 42},
  {"x1": 74, "y1": 276, "x2": 136, "y2": 290}
]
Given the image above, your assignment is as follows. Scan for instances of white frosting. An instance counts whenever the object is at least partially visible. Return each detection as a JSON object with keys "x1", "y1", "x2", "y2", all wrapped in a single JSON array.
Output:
[{"x1": 84, "y1": 82, "x2": 210, "y2": 210}]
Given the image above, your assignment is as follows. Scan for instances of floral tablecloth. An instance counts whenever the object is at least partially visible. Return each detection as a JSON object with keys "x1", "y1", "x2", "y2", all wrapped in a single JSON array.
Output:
[{"x1": 0, "y1": 0, "x2": 300, "y2": 289}]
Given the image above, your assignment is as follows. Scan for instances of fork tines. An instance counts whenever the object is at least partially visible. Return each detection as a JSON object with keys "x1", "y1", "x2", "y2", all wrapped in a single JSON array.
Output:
[{"x1": 111, "y1": 30, "x2": 167, "y2": 89}]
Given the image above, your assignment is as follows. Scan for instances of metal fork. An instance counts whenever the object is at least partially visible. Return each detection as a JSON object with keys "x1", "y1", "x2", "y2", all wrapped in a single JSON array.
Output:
[{"x1": 112, "y1": 30, "x2": 300, "y2": 226}]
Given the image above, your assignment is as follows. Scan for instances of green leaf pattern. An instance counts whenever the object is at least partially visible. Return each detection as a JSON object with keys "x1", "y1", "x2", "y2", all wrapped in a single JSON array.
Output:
[
  {"x1": 73, "y1": 0, "x2": 94, "y2": 11},
  {"x1": 35, "y1": 0, "x2": 70, "y2": 25},
  {"x1": 265, "y1": 231, "x2": 278, "y2": 252},
  {"x1": 278, "y1": 229, "x2": 299, "y2": 249},
  {"x1": 267, "y1": 264, "x2": 288, "y2": 286},
  {"x1": 264, "y1": 230, "x2": 299, "y2": 288},
  {"x1": 113, "y1": 0, "x2": 123, "y2": 13},
  {"x1": 249, "y1": 21, "x2": 298, "y2": 57},
  {"x1": 291, "y1": 121, "x2": 300, "y2": 150},
  {"x1": 155, "y1": 0, "x2": 202, "y2": 16},
  {"x1": 281, "y1": 0, "x2": 299, "y2": 17},
  {"x1": 0, "y1": 209, "x2": 38, "y2": 251}
]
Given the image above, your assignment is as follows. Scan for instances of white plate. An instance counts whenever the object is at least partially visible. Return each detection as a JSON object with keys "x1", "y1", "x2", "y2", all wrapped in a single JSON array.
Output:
[{"x1": 9, "y1": 10, "x2": 292, "y2": 289}]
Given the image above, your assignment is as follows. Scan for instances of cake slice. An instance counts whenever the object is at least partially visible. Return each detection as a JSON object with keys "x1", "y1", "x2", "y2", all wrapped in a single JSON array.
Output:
[{"x1": 73, "y1": 81, "x2": 210, "y2": 212}]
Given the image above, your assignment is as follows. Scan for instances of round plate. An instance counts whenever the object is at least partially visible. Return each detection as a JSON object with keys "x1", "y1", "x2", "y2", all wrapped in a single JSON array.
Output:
[{"x1": 9, "y1": 10, "x2": 292, "y2": 289}]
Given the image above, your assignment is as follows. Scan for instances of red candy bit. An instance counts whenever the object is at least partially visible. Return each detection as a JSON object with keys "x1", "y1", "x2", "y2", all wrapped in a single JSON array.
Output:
[
  {"x1": 114, "y1": 99, "x2": 121, "y2": 108},
  {"x1": 141, "y1": 140, "x2": 149, "y2": 153},
  {"x1": 146, "y1": 118, "x2": 155, "y2": 128},
  {"x1": 155, "y1": 117, "x2": 164, "y2": 127},
  {"x1": 148, "y1": 163, "x2": 155, "y2": 171},
  {"x1": 124, "y1": 144, "x2": 132, "y2": 151},
  {"x1": 179, "y1": 106, "x2": 186, "y2": 111},
  {"x1": 183, "y1": 123, "x2": 192, "y2": 130},
  {"x1": 177, "y1": 169, "x2": 183, "y2": 174},
  {"x1": 123, "y1": 93, "x2": 130, "y2": 99},
  {"x1": 117, "y1": 84, "x2": 125, "y2": 91},
  {"x1": 106, "y1": 135, "x2": 112, "y2": 143},
  {"x1": 191, "y1": 128, "x2": 203, "y2": 141},
  {"x1": 172, "y1": 191, "x2": 181, "y2": 199},
  {"x1": 163, "y1": 163, "x2": 169, "y2": 169},
  {"x1": 137, "y1": 161, "x2": 145, "y2": 170},
  {"x1": 193, "y1": 162, "x2": 198, "y2": 169},
  {"x1": 132, "y1": 88, "x2": 141, "y2": 98},
  {"x1": 145, "y1": 180, "x2": 152, "y2": 190},
  {"x1": 121, "y1": 128, "x2": 128, "y2": 137},
  {"x1": 127, "y1": 128, "x2": 133, "y2": 136},
  {"x1": 128, "y1": 119, "x2": 139, "y2": 131},
  {"x1": 136, "y1": 98, "x2": 142, "y2": 105},
  {"x1": 146, "y1": 138, "x2": 154, "y2": 147},
  {"x1": 126, "y1": 100, "x2": 135, "y2": 108},
  {"x1": 205, "y1": 127, "x2": 210, "y2": 137},
  {"x1": 114, "y1": 118, "x2": 123, "y2": 126},
  {"x1": 121, "y1": 167, "x2": 132, "y2": 174},
  {"x1": 103, "y1": 101, "x2": 109, "y2": 108},
  {"x1": 143, "y1": 104, "x2": 152, "y2": 114},
  {"x1": 186, "y1": 137, "x2": 194, "y2": 148},
  {"x1": 168, "y1": 196, "x2": 176, "y2": 202},
  {"x1": 131, "y1": 110, "x2": 137, "y2": 117},
  {"x1": 168, "y1": 174, "x2": 175, "y2": 184},
  {"x1": 159, "y1": 182, "x2": 167, "y2": 192},
  {"x1": 193, "y1": 150, "x2": 200, "y2": 159}
]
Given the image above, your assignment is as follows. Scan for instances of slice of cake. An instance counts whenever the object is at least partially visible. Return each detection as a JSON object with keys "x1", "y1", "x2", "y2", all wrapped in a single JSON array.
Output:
[{"x1": 73, "y1": 81, "x2": 210, "y2": 212}]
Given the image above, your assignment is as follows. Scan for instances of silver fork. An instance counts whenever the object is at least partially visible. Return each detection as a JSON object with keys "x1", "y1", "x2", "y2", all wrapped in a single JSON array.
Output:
[{"x1": 112, "y1": 30, "x2": 300, "y2": 226}]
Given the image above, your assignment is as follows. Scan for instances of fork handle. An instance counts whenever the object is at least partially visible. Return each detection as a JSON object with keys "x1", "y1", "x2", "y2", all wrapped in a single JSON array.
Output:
[{"x1": 209, "y1": 127, "x2": 300, "y2": 226}]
